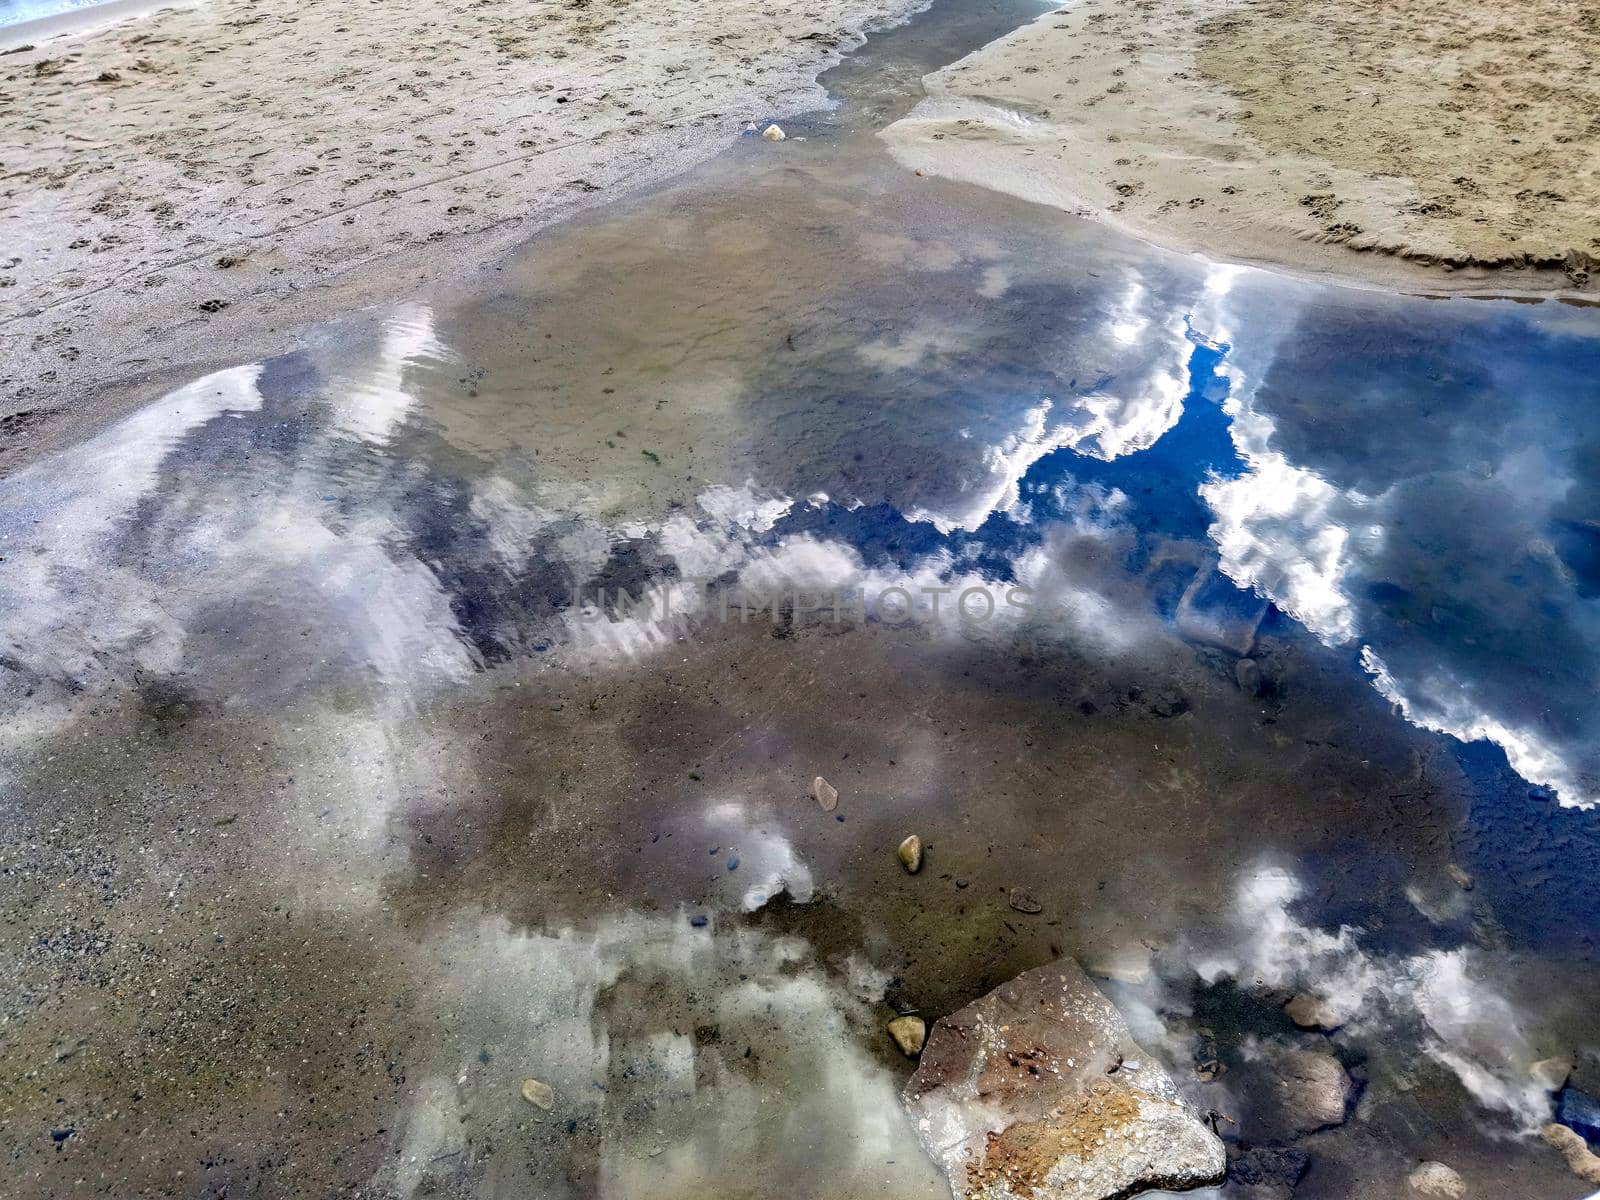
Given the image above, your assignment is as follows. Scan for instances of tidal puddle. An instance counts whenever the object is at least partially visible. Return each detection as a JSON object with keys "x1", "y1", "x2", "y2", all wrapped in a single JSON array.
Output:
[{"x1": 3, "y1": 1, "x2": 1600, "y2": 1196}]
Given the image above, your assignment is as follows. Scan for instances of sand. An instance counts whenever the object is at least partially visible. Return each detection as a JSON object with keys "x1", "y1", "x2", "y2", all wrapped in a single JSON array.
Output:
[
  {"x1": 0, "y1": 0, "x2": 924, "y2": 436},
  {"x1": 882, "y1": 0, "x2": 1600, "y2": 293}
]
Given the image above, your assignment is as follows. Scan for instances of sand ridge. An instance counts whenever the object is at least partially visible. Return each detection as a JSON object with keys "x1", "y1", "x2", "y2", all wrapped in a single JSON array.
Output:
[
  {"x1": 881, "y1": 0, "x2": 1600, "y2": 293},
  {"x1": 0, "y1": 0, "x2": 925, "y2": 427}
]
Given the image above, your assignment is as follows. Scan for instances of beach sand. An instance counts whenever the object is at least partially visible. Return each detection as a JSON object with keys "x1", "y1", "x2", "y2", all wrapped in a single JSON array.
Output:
[
  {"x1": 0, "y1": 0, "x2": 923, "y2": 447},
  {"x1": 882, "y1": 0, "x2": 1600, "y2": 293}
]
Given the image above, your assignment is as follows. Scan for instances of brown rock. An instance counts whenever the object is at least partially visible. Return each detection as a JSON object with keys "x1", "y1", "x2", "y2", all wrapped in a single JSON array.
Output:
[
  {"x1": 1270, "y1": 1048, "x2": 1351, "y2": 1135},
  {"x1": 1284, "y1": 992, "x2": 1341, "y2": 1031},
  {"x1": 903, "y1": 959, "x2": 1225, "y2": 1200},
  {"x1": 519, "y1": 1077, "x2": 555, "y2": 1110}
]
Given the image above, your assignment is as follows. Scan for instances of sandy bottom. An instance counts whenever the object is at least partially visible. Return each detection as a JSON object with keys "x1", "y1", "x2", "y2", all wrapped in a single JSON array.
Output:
[
  {"x1": 0, "y1": 0, "x2": 923, "y2": 445},
  {"x1": 882, "y1": 0, "x2": 1600, "y2": 292}
]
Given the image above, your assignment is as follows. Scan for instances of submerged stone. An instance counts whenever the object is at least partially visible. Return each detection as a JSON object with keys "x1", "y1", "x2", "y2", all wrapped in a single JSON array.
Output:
[
  {"x1": 898, "y1": 834, "x2": 923, "y2": 873},
  {"x1": 1531, "y1": 1057, "x2": 1573, "y2": 1092},
  {"x1": 1284, "y1": 992, "x2": 1341, "y2": 1032},
  {"x1": 1543, "y1": 1123, "x2": 1600, "y2": 1186},
  {"x1": 1176, "y1": 565, "x2": 1267, "y2": 656},
  {"x1": 1007, "y1": 886, "x2": 1043, "y2": 914},
  {"x1": 812, "y1": 775, "x2": 839, "y2": 812},
  {"x1": 1267, "y1": 1047, "x2": 1351, "y2": 1135},
  {"x1": 888, "y1": 1014, "x2": 927, "y2": 1057},
  {"x1": 519, "y1": 1077, "x2": 555, "y2": 1110},
  {"x1": 902, "y1": 958, "x2": 1225, "y2": 1200},
  {"x1": 1407, "y1": 1160, "x2": 1466, "y2": 1197}
]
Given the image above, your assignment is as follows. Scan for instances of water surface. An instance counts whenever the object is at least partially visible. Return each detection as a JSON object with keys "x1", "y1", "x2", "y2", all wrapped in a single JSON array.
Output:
[{"x1": 3, "y1": 1, "x2": 1599, "y2": 1197}]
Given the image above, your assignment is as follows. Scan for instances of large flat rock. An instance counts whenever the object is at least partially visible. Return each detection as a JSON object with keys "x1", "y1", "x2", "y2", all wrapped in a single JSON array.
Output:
[{"x1": 903, "y1": 959, "x2": 1225, "y2": 1200}]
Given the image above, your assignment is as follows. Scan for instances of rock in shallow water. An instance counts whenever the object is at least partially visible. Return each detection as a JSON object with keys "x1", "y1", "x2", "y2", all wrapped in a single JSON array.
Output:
[
  {"x1": 1283, "y1": 991, "x2": 1341, "y2": 1032},
  {"x1": 1268, "y1": 1047, "x2": 1351, "y2": 1135},
  {"x1": 519, "y1": 1077, "x2": 555, "y2": 1110},
  {"x1": 812, "y1": 775, "x2": 838, "y2": 812},
  {"x1": 1407, "y1": 1160, "x2": 1465, "y2": 1197},
  {"x1": 903, "y1": 958, "x2": 1225, "y2": 1200},
  {"x1": 898, "y1": 834, "x2": 923, "y2": 873},
  {"x1": 1543, "y1": 1123, "x2": 1600, "y2": 1186},
  {"x1": 889, "y1": 1014, "x2": 927, "y2": 1057}
]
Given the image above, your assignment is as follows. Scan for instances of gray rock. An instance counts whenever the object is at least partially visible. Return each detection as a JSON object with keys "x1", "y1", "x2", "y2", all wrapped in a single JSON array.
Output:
[
  {"x1": 812, "y1": 775, "x2": 838, "y2": 812},
  {"x1": 903, "y1": 959, "x2": 1225, "y2": 1200},
  {"x1": 1234, "y1": 657, "x2": 1263, "y2": 696},
  {"x1": 1007, "y1": 887, "x2": 1043, "y2": 914}
]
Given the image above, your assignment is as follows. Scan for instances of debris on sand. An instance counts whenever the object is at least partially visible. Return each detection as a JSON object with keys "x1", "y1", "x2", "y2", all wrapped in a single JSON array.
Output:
[
  {"x1": 812, "y1": 775, "x2": 838, "y2": 811},
  {"x1": 762, "y1": 123, "x2": 786, "y2": 141},
  {"x1": 903, "y1": 959, "x2": 1224, "y2": 1200},
  {"x1": 898, "y1": 834, "x2": 923, "y2": 873},
  {"x1": 519, "y1": 1077, "x2": 555, "y2": 1110},
  {"x1": 1008, "y1": 886, "x2": 1042, "y2": 914},
  {"x1": 888, "y1": 1014, "x2": 927, "y2": 1057}
]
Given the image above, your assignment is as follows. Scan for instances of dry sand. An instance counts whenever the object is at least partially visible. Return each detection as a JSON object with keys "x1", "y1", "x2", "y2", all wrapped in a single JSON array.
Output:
[
  {"x1": 0, "y1": 0, "x2": 923, "y2": 439},
  {"x1": 883, "y1": 0, "x2": 1600, "y2": 293}
]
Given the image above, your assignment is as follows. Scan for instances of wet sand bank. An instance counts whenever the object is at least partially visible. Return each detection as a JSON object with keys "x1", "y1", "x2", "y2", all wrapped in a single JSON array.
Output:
[
  {"x1": 883, "y1": 0, "x2": 1600, "y2": 295},
  {"x1": 0, "y1": 0, "x2": 930, "y2": 467}
]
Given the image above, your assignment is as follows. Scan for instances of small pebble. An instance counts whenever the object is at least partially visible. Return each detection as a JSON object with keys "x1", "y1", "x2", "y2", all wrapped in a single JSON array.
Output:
[
  {"x1": 1008, "y1": 887, "x2": 1043, "y2": 914},
  {"x1": 897, "y1": 834, "x2": 923, "y2": 874},
  {"x1": 887, "y1": 1015, "x2": 927, "y2": 1057},
  {"x1": 520, "y1": 1078, "x2": 555, "y2": 1110},
  {"x1": 812, "y1": 775, "x2": 839, "y2": 811}
]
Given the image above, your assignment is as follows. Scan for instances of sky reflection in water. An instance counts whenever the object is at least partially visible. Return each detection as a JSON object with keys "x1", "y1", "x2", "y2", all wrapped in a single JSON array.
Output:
[{"x1": 3, "y1": 259, "x2": 1598, "y2": 810}]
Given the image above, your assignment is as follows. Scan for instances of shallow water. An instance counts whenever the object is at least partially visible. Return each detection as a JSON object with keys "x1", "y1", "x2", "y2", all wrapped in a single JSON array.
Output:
[{"x1": 3, "y1": 0, "x2": 1600, "y2": 1196}]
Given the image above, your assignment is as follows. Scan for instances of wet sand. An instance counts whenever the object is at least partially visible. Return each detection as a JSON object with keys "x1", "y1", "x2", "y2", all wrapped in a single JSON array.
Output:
[
  {"x1": 0, "y1": 0, "x2": 926, "y2": 462},
  {"x1": 882, "y1": 0, "x2": 1600, "y2": 294}
]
